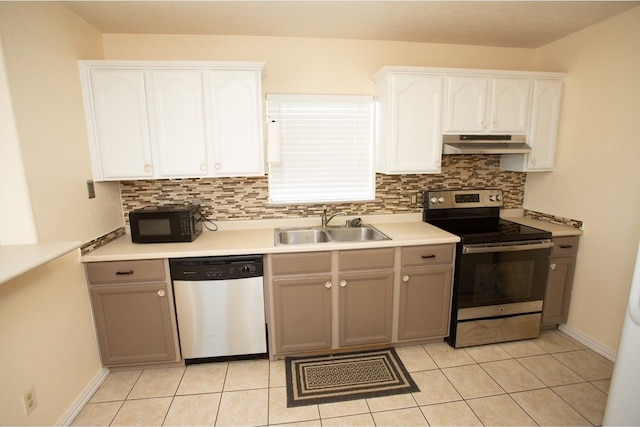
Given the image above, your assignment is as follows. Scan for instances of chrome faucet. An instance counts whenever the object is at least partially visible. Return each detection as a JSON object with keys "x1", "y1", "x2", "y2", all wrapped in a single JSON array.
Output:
[{"x1": 321, "y1": 208, "x2": 347, "y2": 227}]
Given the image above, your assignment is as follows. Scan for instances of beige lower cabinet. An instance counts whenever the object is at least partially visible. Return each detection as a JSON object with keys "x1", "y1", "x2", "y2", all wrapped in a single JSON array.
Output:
[
  {"x1": 268, "y1": 244, "x2": 455, "y2": 357},
  {"x1": 85, "y1": 259, "x2": 180, "y2": 367},
  {"x1": 272, "y1": 274, "x2": 333, "y2": 353},
  {"x1": 542, "y1": 236, "x2": 580, "y2": 328},
  {"x1": 338, "y1": 248, "x2": 395, "y2": 347},
  {"x1": 270, "y1": 252, "x2": 333, "y2": 354},
  {"x1": 398, "y1": 245, "x2": 454, "y2": 341}
]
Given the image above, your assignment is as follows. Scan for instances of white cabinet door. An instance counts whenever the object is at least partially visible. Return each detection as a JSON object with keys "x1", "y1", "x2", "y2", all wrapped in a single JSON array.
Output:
[
  {"x1": 527, "y1": 80, "x2": 563, "y2": 170},
  {"x1": 376, "y1": 74, "x2": 444, "y2": 174},
  {"x1": 205, "y1": 70, "x2": 264, "y2": 176},
  {"x1": 501, "y1": 79, "x2": 563, "y2": 172},
  {"x1": 446, "y1": 77, "x2": 530, "y2": 134},
  {"x1": 147, "y1": 71, "x2": 208, "y2": 178},
  {"x1": 445, "y1": 76, "x2": 489, "y2": 132},
  {"x1": 490, "y1": 78, "x2": 531, "y2": 133},
  {"x1": 89, "y1": 70, "x2": 153, "y2": 180}
]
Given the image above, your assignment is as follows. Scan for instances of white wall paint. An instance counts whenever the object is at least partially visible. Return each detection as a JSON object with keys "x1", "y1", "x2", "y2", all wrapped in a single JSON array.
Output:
[
  {"x1": 0, "y1": 2, "x2": 123, "y2": 244},
  {"x1": 0, "y1": 38, "x2": 37, "y2": 244},
  {"x1": 530, "y1": 6, "x2": 640, "y2": 352}
]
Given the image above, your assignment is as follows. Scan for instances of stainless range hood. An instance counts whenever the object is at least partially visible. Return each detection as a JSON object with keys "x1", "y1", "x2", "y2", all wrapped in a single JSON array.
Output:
[{"x1": 442, "y1": 134, "x2": 531, "y2": 155}]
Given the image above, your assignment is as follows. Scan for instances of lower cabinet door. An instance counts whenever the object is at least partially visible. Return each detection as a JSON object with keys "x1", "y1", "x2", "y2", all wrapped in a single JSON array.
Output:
[
  {"x1": 398, "y1": 266, "x2": 453, "y2": 341},
  {"x1": 338, "y1": 270, "x2": 394, "y2": 347},
  {"x1": 272, "y1": 275, "x2": 333, "y2": 354},
  {"x1": 90, "y1": 282, "x2": 176, "y2": 366},
  {"x1": 542, "y1": 256, "x2": 576, "y2": 326}
]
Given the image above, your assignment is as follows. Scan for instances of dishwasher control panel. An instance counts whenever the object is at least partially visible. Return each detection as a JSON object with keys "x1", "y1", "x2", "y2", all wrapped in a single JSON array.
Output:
[{"x1": 169, "y1": 255, "x2": 263, "y2": 281}]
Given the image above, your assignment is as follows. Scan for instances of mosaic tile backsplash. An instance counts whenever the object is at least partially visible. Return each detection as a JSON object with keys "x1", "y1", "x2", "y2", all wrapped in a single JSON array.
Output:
[{"x1": 120, "y1": 155, "x2": 526, "y2": 222}]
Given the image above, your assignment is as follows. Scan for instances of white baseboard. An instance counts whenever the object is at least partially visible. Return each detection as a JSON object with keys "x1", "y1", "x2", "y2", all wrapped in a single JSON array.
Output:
[
  {"x1": 559, "y1": 324, "x2": 617, "y2": 362},
  {"x1": 56, "y1": 367, "x2": 110, "y2": 426}
]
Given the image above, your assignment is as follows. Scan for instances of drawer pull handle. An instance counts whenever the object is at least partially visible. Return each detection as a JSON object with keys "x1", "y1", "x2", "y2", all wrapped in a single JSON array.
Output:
[
  {"x1": 559, "y1": 245, "x2": 574, "y2": 249},
  {"x1": 115, "y1": 270, "x2": 134, "y2": 275},
  {"x1": 550, "y1": 263, "x2": 557, "y2": 270},
  {"x1": 421, "y1": 254, "x2": 436, "y2": 259},
  {"x1": 402, "y1": 275, "x2": 410, "y2": 282},
  {"x1": 325, "y1": 282, "x2": 332, "y2": 289},
  {"x1": 339, "y1": 280, "x2": 347, "y2": 287},
  {"x1": 157, "y1": 290, "x2": 166, "y2": 297}
]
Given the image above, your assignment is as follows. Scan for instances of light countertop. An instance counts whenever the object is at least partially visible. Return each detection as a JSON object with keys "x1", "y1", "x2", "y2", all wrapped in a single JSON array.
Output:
[
  {"x1": 501, "y1": 210, "x2": 583, "y2": 237},
  {"x1": 1, "y1": 241, "x2": 81, "y2": 284},
  {"x1": 80, "y1": 212, "x2": 583, "y2": 263},
  {"x1": 81, "y1": 214, "x2": 460, "y2": 262}
]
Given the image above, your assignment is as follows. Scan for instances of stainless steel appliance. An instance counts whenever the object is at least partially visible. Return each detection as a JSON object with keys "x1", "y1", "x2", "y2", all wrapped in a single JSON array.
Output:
[
  {"x1": 129, "y1": 204, "x2": 203, "y2": 243},
  {"x1": 442, "y1": 134, "x2": 531, "y2": 154},
  {"x1": 170, "y1": 255, "x2": 267, "y2": 362},
  {"x1": 423, "y1": 189, "x2": 553, "y2": 348}
]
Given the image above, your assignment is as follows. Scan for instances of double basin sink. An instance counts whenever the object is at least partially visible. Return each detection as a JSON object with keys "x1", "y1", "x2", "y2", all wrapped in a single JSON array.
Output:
[{"x1": 275, "y1": 225, "x2": 391, "y2": 245}]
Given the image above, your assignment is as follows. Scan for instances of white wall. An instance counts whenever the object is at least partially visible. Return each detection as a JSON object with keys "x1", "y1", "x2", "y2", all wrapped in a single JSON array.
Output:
[
  {"x1": 0, "y1": 40, "x2": 37, "y2": 244},
  {"x1": 0, "y1": 2, "x2": 123, "y2": 244},
  {"x1": 529, "y1": 6, "x2": 640, "y2": 353}
]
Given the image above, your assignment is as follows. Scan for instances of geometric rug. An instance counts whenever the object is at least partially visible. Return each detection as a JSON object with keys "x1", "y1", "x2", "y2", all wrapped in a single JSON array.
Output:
[{"x1": 285, "y1": 348, "x2": 419, "y2": 407}]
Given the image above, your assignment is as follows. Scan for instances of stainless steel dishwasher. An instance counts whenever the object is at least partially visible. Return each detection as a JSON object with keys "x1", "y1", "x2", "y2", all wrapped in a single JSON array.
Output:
[{"x1": 169, "y1": 255, "x2": 267, "y2": 361}]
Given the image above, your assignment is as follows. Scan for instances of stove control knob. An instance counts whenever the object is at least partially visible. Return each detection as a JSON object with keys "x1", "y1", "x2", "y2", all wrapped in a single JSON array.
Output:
[
  {"x1": 496, "y1": 195, "x2": 502, "y2": 201},
  {"x1": 438, "y1": 197, "x2": 445, "y2": 203},
  {"x1": 490, "y1": 195, "x2": 496, "y2": 201},
  {"x1": 430, "y1": 197, "x2": 439, "y2": 204}
]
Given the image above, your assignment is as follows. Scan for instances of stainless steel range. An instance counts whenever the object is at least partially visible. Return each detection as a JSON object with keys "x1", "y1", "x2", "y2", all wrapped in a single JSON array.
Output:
[{"x1": 423, "y1": 189, "x2": 553, "y2": 348}]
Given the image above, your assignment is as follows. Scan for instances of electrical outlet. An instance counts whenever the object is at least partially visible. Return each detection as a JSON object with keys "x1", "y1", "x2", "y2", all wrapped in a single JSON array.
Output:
[
  {"x1": 410, "y1": 193, "x2": 418, "y2": 205},
  {"x1": 86, "y1": 180, "x2": 96, "y2": 199},
  {"x1": 23, "y1": 387, "x2": 36, "y2": 415}
]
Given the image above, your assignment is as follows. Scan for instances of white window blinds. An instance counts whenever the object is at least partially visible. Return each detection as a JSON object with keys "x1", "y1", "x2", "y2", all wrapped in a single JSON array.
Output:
[{"x1": 266, "y1": 94, "x2": 375, "y2": 204}]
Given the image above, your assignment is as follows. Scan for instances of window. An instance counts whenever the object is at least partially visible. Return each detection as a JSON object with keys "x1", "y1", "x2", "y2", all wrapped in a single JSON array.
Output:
[{"x1": 266, "y1": 94, "x2": 374, "y2": 204}]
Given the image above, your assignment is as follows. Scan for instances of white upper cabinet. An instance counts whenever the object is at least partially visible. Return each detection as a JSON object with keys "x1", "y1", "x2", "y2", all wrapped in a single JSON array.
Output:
[
  {"x1": 501, "y1": 79, "x2": 564, "y2": 172},
  {"x1": 86, "y1": 70, "x2": 153, "y2": 180},
  {"x1": 147, "y1": 70, "x2": 209, "y2": 177},
  {"x1": 445, "y1": 76, "x2": 490, "y2": 133},
  {"x1": 490, "y1": 78, "x2": 531, "y2": 133},
  {"x1": 80, "y1": 61, "x2": 265, "y2": 181},
  {"x1": 205, "y1": 70, "x2": 264, "y2": 176},
  {"x1": 445, "y1": 76, "x2": 531, "y2": 134},
  {"x1": 374, "y1": 71, "x2": 444, "y2": 174}
]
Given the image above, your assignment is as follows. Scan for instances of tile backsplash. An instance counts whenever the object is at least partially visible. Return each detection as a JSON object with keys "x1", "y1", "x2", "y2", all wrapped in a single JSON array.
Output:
[{"x1": 120, "y1": 155, "x2": 525, "y2": 222}]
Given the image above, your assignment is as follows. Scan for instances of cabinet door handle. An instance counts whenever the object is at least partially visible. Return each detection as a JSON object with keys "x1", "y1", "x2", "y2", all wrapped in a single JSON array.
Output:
[
  {"x1": 115, "y1": 270, "x2": 134, "y2": 275},
  {"x1": 144, "y1": 163, "x2": 152, "y2": 173},
  {"x1": 325, "y1": 281, "x2": 332, "y2": 289},
  {"x1": 402, "y1": 275, "x2": 410, "y2": 282},
  {"x1": 550, "y1": 263, "x2": 557, "y2": 270},
  {"x1": 339, "y1": 280, "x2": 347, "y2": 287},
  {"x1": 421, "y1": 254, "x2": 436, "y2": 259},
  {"x1": 559, "y1": 245, "x2": 574, "y2": 249},
  {"x1": 157, "y1": 290, "x2": 166, "y2": 297}
]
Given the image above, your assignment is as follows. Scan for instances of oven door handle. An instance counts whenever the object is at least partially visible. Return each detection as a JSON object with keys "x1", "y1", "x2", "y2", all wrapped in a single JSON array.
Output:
[{"x1": 462, "y1": 240, "x2": 554, "y2": 254}]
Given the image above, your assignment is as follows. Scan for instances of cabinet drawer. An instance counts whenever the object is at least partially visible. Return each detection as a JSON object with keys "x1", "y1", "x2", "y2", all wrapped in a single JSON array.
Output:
[
  {"x1": 401, "y1": 244, "x2": 454, "y2": 267},
  {"x1": 86, "y1": 259, "x2": 166, "y2": 284},
  {"x1": 339, "y1": 248, "x2": 395, "y2": 271},
  {"x1": 271, "y1": 252, "x2": 332, "y2": 276},
  {"x1": 551, "y1": 237, "x2": 579, "y2": 257}
]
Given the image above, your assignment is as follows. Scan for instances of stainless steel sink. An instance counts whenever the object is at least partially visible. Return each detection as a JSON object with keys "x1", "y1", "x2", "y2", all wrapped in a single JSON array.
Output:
[
  {"x1": 326, "y1": 226, "x2": 389, "y2": 242},
  {"x1": 276, "y1": 228, "x2": 331, "y2": 245},
  {"x1": 275, "y1": 225, "x2": 390, "y2": 245}
]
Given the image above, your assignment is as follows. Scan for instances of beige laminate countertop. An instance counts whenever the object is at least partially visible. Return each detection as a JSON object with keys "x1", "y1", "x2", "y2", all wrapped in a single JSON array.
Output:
[
  {"x1": 1, "y1": 241, "x2": 81, "y2": 284},
  {"x1": 81, "y1": 214, "x2": 460, "y2": 262},
  {"x1": 501, "y1": 211, "x2": 584, "y2": 237}
]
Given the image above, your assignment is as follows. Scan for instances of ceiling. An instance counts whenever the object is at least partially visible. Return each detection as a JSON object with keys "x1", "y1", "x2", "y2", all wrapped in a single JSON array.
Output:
[{"x1": 61, "y1": 1, "x2": 639, "y2": 49}]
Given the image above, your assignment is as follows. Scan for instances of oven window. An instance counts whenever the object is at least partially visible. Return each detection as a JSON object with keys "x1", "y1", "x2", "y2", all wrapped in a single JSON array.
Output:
[
  {"x1": 473, "y1": 260, "x2": 535, "y2": 304},
  {"x1": 139, "y1": 218, "x2": 172, "y2": 236},
  {"x1": 457, "y1": 248, "x2": 549, "y2": 308}
]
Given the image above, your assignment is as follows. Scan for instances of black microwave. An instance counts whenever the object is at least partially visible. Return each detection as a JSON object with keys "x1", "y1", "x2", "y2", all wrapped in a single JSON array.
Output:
[{"x1": 129, "y1": 204, "x2": 203, "y2": 243}]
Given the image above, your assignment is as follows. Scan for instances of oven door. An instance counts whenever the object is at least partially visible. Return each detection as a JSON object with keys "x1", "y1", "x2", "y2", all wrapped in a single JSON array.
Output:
[{"x1": 457, "y1": 240, "x2": 553, "y2": 310}]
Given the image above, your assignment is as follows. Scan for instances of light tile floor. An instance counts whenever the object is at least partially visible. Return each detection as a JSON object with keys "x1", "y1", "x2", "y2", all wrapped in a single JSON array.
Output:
[{"x1": 72, "y1": 330, "x2": 613, "y2": 426}]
